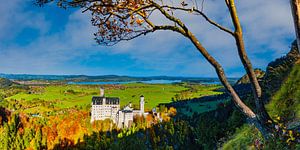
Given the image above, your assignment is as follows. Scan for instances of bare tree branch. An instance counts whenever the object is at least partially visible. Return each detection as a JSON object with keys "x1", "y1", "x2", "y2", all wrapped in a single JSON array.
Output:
[
  {"x1": 160, "y1": 5, "x2": 235, "y2": 35},
  {"x1": 149, "y1": 1, "x2": 256, "y2": 119}
]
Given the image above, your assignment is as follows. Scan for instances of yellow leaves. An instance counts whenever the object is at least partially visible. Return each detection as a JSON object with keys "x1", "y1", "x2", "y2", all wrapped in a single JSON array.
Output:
[
  {"x1": 277, "y1": 116, "x2": 281, "y2": 120},
  {"x1": 168, "y1": 107, "x2": 177, "y2": 116},
  {"x1": 278, "y1": 123, "x2": 284, "y2": 128},
  {"x1": 289, "y1": 130, "x2": 293, "y2": 135},
  {"x1": 273, "y1": 115, "x2": 282, "y2": 124},
  {"x1": 139, "y1": 10, "x2": 147, "y2": 18},
  {"x1": 129, "y1": 15, "x2": 144, "y2": 26},
  {"x1": 29, "y1": 139, "x2": 35, "y2": 149},
  {"x1": 286, "y1": 136, "x2": 295, "y2": 145},
  {"x1": 282, "y1": 129, "x2": 287, "y2": 134}
]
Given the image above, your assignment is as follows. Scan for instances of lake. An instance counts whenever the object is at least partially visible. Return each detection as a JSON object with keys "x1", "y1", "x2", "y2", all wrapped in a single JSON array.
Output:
[
  {"x1": 67, "y1": 80, "x2": 182, "y2": 85},
  {"x1": 67, "y1": 79, "x2": 230, "y2": 85}
]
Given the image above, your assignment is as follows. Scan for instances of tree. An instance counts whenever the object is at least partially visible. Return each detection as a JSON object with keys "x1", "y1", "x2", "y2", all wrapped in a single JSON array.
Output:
[
  {"x1": 34, "y1": 127, "x2": 42, "y2": 150},
  {"x1": 291, "y1": 0, "x2": 300, "y2": 51},
  {"x1": 36, "y1": 0, "x2": 284, "y2": 137}
]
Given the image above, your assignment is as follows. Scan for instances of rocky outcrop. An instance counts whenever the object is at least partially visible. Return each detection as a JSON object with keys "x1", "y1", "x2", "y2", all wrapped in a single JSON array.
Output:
[{"x1": 235, "y1": 69, "x2": 265, "y2": 85}]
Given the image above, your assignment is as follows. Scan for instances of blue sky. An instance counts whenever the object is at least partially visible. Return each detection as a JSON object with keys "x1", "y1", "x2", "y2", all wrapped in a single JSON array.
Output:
[{"x1": 0, "y1": 0, "x2": 295, "y2": 77}]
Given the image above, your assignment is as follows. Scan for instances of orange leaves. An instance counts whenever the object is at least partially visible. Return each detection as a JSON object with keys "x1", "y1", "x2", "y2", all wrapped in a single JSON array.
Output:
[
  {"x1": 130, "y1": 14, "x2": 145, "y2": 26},
  {"x1": 38, "y1": 110, "x2": 91, "y2": 148},
  {"x1": 146, "y1": 114, "x2": 154, "y2": 128},
  {"x1": 86, "y1": 0, "x2": 153, "y2": 45},
  {"x1": 44, "y1": 125, "x2": 58, "y2": 149},
  {"x1": 18, "y1": 127, "x2": 24, "y2": 135},
  {"x1": 136, "y1": 18, "x2": 144, "y2": 25}
]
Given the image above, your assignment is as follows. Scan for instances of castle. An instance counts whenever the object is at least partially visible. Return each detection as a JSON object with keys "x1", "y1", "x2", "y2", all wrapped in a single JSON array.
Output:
[{"x1": 91, "y1": 88, "x2": 147, "y2": 128}]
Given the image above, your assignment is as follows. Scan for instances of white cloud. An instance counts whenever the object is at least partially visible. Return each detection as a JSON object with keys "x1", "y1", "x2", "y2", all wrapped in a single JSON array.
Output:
[
  {"x1": 0, "y1": 0, "x2": 296, "y2": 77},
  {"x1": 0, "y1": 0, "x2": 50, "y2": 41}
]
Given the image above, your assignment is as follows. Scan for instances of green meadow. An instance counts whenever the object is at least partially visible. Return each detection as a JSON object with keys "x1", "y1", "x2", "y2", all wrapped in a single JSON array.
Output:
[{"x1": 6, "y1": 83, "x2": 222, "y2": 113}]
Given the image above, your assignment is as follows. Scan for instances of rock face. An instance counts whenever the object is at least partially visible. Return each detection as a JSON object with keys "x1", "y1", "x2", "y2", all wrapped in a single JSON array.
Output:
[
  {"x1": 0, "y1": 78, "x2": 13, "y2": 88},
  {"x1": 262, "y1": 41, "x2": 300, "y2": 102},
  {"x1": 233, "y1": 40, "x2": 300, "y2": 104},
  {"x1": 235, "y1": 69, "x2": 265, "y2": 85}
]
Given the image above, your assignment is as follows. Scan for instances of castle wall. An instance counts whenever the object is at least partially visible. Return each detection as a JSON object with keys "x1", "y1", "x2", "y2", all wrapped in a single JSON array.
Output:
[
  {"x1": 91, "y1": 104, "x2": 120, "y2": 123},
  {"x1": 117, "y1": 110, "x2": 133, "y2": 128}
]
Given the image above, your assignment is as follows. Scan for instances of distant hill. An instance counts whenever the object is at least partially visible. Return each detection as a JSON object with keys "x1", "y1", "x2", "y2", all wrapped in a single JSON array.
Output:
[{"x1": 0, "y1": 74, "x2": 238, "y2": 84}]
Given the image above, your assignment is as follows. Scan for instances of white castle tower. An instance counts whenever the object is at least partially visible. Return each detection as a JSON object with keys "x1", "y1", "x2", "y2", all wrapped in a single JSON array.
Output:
[
  {"x1": 140, "y1": 95, "x2": 145, "y2": 115},
  {"x1": 100, "y1": 88, "x2": 104, "y2": 97}
]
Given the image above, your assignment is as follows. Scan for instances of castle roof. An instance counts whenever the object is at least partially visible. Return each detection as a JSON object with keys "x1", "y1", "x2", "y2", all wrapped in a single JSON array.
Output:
[
  {"x1": 92, "y1": 96, "x2": 120, "y2": 105},
  {"x1": 121, "y1": 110, "x2": 133, "y2": 113}
]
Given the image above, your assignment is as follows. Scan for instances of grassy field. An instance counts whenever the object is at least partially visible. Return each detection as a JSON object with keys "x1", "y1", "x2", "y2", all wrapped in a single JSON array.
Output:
[{"x1": 6, "y1": 83, "x2": 222, "y2": 113}]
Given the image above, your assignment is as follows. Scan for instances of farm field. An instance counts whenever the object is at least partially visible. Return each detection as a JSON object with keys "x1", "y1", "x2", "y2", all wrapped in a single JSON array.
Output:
[{"x1": 5, "y1": 82, "x2": 223, "y2": 114}]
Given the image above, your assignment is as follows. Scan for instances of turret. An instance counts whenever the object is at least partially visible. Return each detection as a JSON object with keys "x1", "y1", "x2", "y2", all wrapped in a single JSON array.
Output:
[
  {"x1": 129, "y1": 102, "x2": 132, "y2": 108},
  {"x1": 140, "y1": 95, "x2": 144, "y2": 115},
  {"x1": 100, "y1": 88, "x2": 104, "y2": 97}
]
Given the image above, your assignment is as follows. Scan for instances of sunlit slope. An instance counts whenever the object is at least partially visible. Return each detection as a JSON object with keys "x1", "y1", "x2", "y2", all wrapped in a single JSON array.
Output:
[
  {"x1": 266, "y1": 62, "x2": 300, "y2": 120},
  {"x1": 222, "y1": 62, "x2": 300, "y2": 149}
]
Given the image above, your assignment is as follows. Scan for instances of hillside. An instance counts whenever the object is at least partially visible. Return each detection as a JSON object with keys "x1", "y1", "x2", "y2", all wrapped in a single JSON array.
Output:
[
  {"x1": 222, "y1": 62, "x2": 300, "y2": 149},
  {"x1": 266, "y1": 60, "x2": 300, "y2": 127},
  {"x1": 263, "y1": 41, "x2": 300, "y2": 102},
  {"x1": 222, "y1": 41, "x2": 300, "y2": 149}
]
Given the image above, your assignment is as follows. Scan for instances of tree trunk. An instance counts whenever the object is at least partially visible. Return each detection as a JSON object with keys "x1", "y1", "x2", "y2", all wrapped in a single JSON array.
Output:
[
  {"x1": 247, "y1": 117, "x2": 273, "y2": 139},
  {"x1": 185, "y1": 30, "x2": 275, "y2": 139},
  {"x1": 226, "y1": 0, "x2": 273, "y2": 126},
  {"x1": 185, "y1": 31, "x2": 256, "y2": 119},
  {"x1": 291, "y1": 0, "x2": 300, "y2": 52}
]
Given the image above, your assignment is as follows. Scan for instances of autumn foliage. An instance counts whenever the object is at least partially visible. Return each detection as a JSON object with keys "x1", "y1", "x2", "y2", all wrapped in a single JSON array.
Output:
[{"x1": 0, "y1": 105, "x2": 178, "y2": 149}]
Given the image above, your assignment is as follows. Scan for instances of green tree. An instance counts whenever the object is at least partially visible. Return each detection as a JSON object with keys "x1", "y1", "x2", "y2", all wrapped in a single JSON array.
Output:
[
  {"x1": 0, "y1": 123, "x2": 9, "y2": 150},
  {"x1": 34, "y1": 127, "x2": 43, "y2": 150},
  {"x1": 15, "y1": 132, "x2": 24, "y2": 150},
  {"x1": 23, "y1": 127, "x2": 34, "y2": 148}
]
